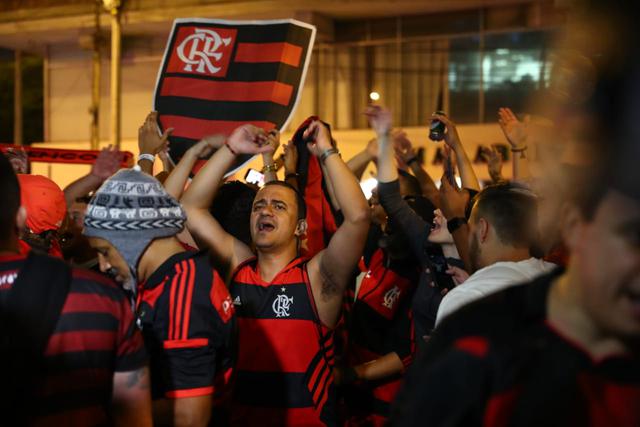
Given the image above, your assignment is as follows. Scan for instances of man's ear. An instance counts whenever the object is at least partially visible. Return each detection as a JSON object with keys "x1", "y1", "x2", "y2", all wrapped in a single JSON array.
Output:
[
  {"x1": 478, "y1": 217, "x2": 490, "y2": 243},
  {"x1": 15, "y1": 206, "x2": 27, "y2": 232},
  {"x1": 295, "y1": 219, "x2": 308, "y2": 237}
]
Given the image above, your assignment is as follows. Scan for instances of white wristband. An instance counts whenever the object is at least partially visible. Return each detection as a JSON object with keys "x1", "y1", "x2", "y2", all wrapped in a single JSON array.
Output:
[{"x1": 138, "y1": 153, "x2": 155, "y2": 163}]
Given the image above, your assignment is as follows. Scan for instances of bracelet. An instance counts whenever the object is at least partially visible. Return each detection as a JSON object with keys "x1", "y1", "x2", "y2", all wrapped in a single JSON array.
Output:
[
  {"x1": 224, "y1": 142, "x2": 237, "y2": 156},
  {"x1": 319, "y1": 148, "x2": 339, "y2": 164},
  {"x1": 262, "y1": 163, "x2": 278, "y2": 173},
  {"x1": 285, "y1": 172, "x2": 299, "y2": 180},
  {"x1": 138, "y1": 153, "x2": 155, "y2": 163},
  {"x1": 406, "y1": 156, "x2": 418, "y2": 165},
  {"x1": 510, "y1": 145, "x2": 527, "y2": 152}
]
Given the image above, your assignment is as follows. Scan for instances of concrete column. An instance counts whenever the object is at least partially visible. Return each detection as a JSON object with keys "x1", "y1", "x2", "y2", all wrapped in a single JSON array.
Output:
[
  {"x1": 14, "y1": 49, "x2": 22, "y2": 146},
  {"x1": 106, "y1": 0, "x2": 122, "y2": 149}
]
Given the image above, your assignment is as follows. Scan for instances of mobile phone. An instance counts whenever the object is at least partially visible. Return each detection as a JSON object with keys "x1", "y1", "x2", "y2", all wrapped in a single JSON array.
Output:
[
  {"x1": 444, "y1": 156, "x2": 456, "y2": 187},
  {"x1": 244, "y1": 168, "x2": 265, "y2": 187}
]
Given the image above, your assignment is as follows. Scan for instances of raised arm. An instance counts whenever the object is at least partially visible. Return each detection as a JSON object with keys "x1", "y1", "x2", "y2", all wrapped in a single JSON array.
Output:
[
  {"x1": 306, "y1": 121, "x2": 370, "y2": 328},
  {"x1": 433, "y1": 113, "x2": 480, "y2": 191},
  {"x1": 498, "y1": 107, "x2": 531, "y2": 182},
  {"x1": 137, "y1": 112, "x2": 172, "y2": 175},
  {"x1": 346, "y1": 138, "x2": 378, "y2": 180},
  {"x1": 261, "y1": 130, "x2": 281, "y2": 183},
  {"x1": 393, "y1": 130, "x2": 440, "y2": 206},
  {"x1": 369, "y1": 107, "x2": 432, "y2": 260},
  {"x1": 480, "y1": 145, "x2": 506, "y2": 184},
  {"x1": 181, "y1": 125, "x2": 271, "y2": 270},
  {"x1": 439, "y1": 176, "x2": 472, "y2": 272},
  {"x1": 282, "y1": 140, "x2": 299, "y2": 190},
  {"x1": 63, "y1": 145, "x2": 120, "y2": 207},
  {"x1": 163, "y1": 135, "x2": 224, "y2": 199},
  {"x1": 111, "y1": 367, "x2": 153, "y2": 427}
]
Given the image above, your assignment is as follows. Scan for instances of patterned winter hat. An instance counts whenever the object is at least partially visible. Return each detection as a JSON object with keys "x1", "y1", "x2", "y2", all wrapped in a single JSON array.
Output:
[{"x1": 83, "y1": 167, "x2": 185, "y2": 276}]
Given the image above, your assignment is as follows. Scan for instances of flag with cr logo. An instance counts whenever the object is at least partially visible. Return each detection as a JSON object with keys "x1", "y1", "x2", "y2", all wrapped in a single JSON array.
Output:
[{"x1": 153, "y1": 18, "x2": 316, "y2": 174}]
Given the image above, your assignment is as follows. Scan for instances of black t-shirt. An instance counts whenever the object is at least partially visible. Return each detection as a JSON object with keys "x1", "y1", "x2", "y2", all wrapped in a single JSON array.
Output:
[{"x1": 389, "y1": 268, "x2": 640, "y2": 427}]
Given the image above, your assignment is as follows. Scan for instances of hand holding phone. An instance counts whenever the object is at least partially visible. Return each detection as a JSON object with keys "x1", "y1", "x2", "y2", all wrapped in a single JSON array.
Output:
[{"x1": 244, "y1": 168, "x2": 265, "y2": 187}]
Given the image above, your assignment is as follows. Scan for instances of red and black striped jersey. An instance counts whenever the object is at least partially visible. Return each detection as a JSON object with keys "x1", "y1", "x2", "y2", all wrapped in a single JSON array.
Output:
[
  {"x1": 136, "y1": 250, "x2": 235, "y2": 400},
  {"x1": 0, "y1": 252, "x2": 147, "y2": 427},
  {"x1": 390, "y1": 269, "x2": 640, "y2": 427},
  {"x1": 229, "y1": 257, "x2": 336, "y2": 426},
  {"x1": 343, "y1": 248, "x2": 418, "y2": 426}
]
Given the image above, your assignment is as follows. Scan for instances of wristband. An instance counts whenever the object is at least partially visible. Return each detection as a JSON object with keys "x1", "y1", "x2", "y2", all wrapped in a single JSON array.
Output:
[
  {"x1": 262, "y1": 163, "x2": 278, "y2": 173},
  {"x1": 224, "y1": 142, "x2": 237, "y2": 156},
  {"x1": 138, "y1": 153, "x2": 155, "y2": 163},
  {"x1": 319, "y1": 148, "x2": 339, "y2": 164},
  {"x1": 446, "y1": 217, "x2": 467, "y2": 234}
]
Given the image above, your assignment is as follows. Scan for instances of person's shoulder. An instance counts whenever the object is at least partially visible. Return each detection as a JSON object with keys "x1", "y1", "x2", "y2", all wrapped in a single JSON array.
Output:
[
  {"x1": 436, "y1": 269, "x2": 558, "y2": 338},
  {"x1": 68, "y1": 266, "x2": 130, "y2": 306}
]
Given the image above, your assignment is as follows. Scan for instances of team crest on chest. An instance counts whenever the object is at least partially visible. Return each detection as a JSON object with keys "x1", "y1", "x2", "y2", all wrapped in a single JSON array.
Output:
[
  {"x1": 382, "y1": 286, "x2": 401, "y2": 309},
  {"x1": 272, "y1": 290, "x2": 294, "y2": 317}
]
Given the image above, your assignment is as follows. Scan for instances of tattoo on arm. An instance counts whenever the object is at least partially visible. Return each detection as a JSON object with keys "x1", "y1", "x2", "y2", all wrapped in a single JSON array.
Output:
[{"x1": 125, "y1": 369, "x2": 149, "y2": 390}]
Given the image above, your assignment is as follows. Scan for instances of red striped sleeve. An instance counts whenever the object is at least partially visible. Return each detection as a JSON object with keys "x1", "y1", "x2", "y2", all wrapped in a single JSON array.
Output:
[
  {"x1": 45, "y1": 331, "x2": 117, "y2": 355},
  {"x1": 62, "y1": 292, "x2": 122, "y2": 315},
  {"x1": 168, "y1": 262, "x2": 182, "y2": 340},
  {"x1": 181, "y1": 258, "x2": 197, "y2": 340},
  {"x1": 174, "y1": 260, "x2": 189, "y2": 340},
  {"x1": 166, "y1": 386, "x2": 214, "y2": 399}
]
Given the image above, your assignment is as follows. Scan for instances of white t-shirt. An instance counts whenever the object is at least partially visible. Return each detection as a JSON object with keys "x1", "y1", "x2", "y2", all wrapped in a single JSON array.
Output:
[{"x1": 435, "y1": 257, "x2": 556, "y2": 326}]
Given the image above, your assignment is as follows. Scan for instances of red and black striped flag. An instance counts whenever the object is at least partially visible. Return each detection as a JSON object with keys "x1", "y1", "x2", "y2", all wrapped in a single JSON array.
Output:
[{"x1": 153, "y1": 18, "x2": 316, "y2": 173}]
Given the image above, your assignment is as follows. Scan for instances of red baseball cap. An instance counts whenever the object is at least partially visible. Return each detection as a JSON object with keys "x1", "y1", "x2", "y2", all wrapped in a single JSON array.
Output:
[{"x1": 17, "y1": 174, "x2": 67, "y2": 234}]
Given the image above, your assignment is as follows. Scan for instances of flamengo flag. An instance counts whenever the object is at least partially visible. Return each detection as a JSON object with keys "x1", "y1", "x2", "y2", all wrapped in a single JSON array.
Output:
[{"x1": 153, "y1": 18, "x2": 316, "y2": 173}]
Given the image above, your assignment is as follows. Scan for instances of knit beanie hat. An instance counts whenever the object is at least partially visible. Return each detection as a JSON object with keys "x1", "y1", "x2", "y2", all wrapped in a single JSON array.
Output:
[{"x1": 83, "y1": 167, "x2": 186, "y2": 279}]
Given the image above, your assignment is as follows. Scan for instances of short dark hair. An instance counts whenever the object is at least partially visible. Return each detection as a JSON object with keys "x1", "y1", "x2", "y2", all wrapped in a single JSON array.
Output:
[
  {"x1": 472, "y1": 182, "x2": 538, "y2": 248},
  {"x1": 0, "y1": 152, "x2": 21, "y2": 242},
  {"x1": 261, "y1": 181, "x2": 307, "y2": 220},
  {"x1": 209, "y1": 181, "x2": 257, "y2": 246}
]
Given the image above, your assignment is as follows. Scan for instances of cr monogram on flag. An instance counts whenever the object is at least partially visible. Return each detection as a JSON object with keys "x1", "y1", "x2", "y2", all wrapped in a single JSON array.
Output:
[{"x1": 176, "y1": 28, "x2": 233, "y2": 75}]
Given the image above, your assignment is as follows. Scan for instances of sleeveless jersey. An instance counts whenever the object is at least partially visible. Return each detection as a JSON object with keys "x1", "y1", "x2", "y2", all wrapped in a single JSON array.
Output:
[{"x1": 229, "y1": 257, "x2": 336, "y2": 426}]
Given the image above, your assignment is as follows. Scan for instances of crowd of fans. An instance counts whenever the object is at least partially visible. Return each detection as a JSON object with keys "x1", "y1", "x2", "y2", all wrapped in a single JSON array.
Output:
[{"x1": 1, "y1": 4, "x2": 639, "y2": 426}]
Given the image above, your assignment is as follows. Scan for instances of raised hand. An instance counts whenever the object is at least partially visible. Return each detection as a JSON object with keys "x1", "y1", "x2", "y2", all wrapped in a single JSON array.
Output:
[
  {"x1": 226, "y1": 124, "x2": 271, "y2": 155},
  {"x1": 264, "y1": 130, "x2": 281, "y2": 155},
  {"x1": 138, "y1": 111, "x2": 173, "y2": 155},
  {"x1": 432, "y1": 113, "x2": 462, "y2": 150},
  {"x1": 365, "y1": 105, "x2": 392, "y2": 136},
  {"x1": 6, "y1": 147, "x2": 29, "y2": 174},
  {"x1": 188, "y1": 134, "x2": 225, "y2": 159},
  {"x1": 392, "y1": 130, "x2": 416, "y2": 163},
  {"x1": 480, "y1": 145, "x2": 504, "y2": 183},
  {"x1": 283, "y1": 140, "x2": 298, "y2": 173},
  {"x1": 446, "y1": 264, "x2": 469, "y2": 286},
  {"x1": 366, "y1": 138, "x2": 379, "y2": 160},
  {"x1": 498, "y1": 107, "x2": 528, "y2": 148},
  {"x1": 304, "y1": 120, "x2": 333, "y2": 157},
  {"x1": 91, "y1": 145, "x2": 121, "y2": 180},
  {"x1": 439, "y1": 171, "x2": 469, "y2": 220}
]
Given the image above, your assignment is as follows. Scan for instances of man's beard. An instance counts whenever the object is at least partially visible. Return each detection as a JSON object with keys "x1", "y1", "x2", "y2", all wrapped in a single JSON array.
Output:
[{"x1": 469, "y1": 232, "x2": 481, "y2": 273}]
